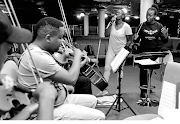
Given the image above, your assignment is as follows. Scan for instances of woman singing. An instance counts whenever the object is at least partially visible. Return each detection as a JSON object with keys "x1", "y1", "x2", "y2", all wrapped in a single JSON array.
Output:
[{"x1": 97, "y1": 9, "x2": 133, "y2": 96}]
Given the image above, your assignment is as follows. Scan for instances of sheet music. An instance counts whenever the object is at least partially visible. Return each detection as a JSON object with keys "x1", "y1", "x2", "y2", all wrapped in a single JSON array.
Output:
[
  {"x1": 163, "y1": 109, "x2": 180, "y2": 120},
  {"x1": 151, "y1": 117, "x2": 163, "y2": 121},
  {"x1": 158, "y1": 81, "x2": 176, "y2": 118},
  {"x1": 179, "y1": 92, "x2": 180, "y2": 109},
  {"x1": 134, "y1": 59, "x2": 158, "y2": 65},
  {"x1": 111, "y1": 47, "x2": 129, "y2": 72}
]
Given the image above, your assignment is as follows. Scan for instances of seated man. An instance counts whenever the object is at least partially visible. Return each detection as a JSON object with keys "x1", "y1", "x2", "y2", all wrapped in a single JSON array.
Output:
[
  {"x1": 17, "y1": 17, "x2": 105, "y2": 120},
  {"x1": 0, "y1": 11, "x2": 56, "y2": 120},
  {"x1": 53, "y1": 42, "x2": 98, "y2": 94}
]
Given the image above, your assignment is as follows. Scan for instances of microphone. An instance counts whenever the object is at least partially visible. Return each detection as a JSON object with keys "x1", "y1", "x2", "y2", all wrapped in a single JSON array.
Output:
[{"x1": 106, "y1": 15, "x2": 116, "y2": 29}]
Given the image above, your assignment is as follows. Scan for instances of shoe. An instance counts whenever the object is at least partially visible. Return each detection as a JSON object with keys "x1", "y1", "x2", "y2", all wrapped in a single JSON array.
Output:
[
  {"x1": 96, "y1": 90, "x2": 109, "y2": 97},
  {"x1": 150, "y1": 90, "x2": 155, "y2": 94}
]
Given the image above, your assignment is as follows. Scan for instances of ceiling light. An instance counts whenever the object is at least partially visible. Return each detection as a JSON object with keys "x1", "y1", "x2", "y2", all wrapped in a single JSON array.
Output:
[
  {"x1": 91, "y1": 8, "x2": 97, "y2": 12},
  {"x1": 155, "y1": 16, "x2": 160, "y2": 20},
  {"x1": 80, "y1": 13, "x2": 85, "y2": 17},
  {"x1": 77, "y1": 15, "x2": 81, "y2": 19},
  {"x1": 170, "y1": 16, "x2": 174, "y2": 18},
  {"x1": 105, "y1": 13, "x2": 108, "y2": 18},
  {"x1": 38, "y1": 7, "x2": 44, "y2": 11},
  {"x1": 125, "y1": 16, "x2": 130, "y2": 20},
  {"x1": 122, "y1": 8, "x2": 128, "y2": 14},
  {"x1": 36, "y1": 1, "x2": 44, "y2": 5},
  {"x1": 133, "y1": 16, "x2": 139, "y2": 19}
]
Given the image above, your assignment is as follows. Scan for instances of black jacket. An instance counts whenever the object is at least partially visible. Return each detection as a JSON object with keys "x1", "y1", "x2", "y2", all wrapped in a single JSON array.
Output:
[{"x1": 135, "y1": 21, "x2": 168, "y2": 49}]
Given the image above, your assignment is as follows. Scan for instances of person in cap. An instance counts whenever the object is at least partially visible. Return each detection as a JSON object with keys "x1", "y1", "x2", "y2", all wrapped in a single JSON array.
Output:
[{"x1": 0, "y1": 11, "x2": 57, "y2": 120}]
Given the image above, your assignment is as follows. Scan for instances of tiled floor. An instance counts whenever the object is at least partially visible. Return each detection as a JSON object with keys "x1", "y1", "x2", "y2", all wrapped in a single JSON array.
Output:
[
  {"x1": 91, "y1": 58, "x2": 168, "y2": 120},
  {"x1": 90, "y1": 54, "x2": 180, "y2": 120}
]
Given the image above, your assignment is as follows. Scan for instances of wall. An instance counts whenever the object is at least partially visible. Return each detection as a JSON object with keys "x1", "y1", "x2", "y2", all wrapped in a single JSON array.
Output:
[
  {"x1": 76, "y1": 36, "x2": 180, "y2": 58},
  {"x1": 76, "y1": 36, "x2": 109, "y2": 58}
]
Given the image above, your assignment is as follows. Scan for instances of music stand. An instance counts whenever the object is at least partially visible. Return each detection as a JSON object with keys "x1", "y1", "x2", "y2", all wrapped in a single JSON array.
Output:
[
  {"x1": 105, "y1": 46, "x2": 136, "y2": 116},
  {"x1": 134, "y1": 52, "x2": 169, "y2": 107}
]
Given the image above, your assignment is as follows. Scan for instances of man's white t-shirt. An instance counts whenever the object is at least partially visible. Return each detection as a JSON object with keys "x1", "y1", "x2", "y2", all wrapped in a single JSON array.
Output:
[{"x1": 18, "y1": 44, "x2": 62, "y2": 90}]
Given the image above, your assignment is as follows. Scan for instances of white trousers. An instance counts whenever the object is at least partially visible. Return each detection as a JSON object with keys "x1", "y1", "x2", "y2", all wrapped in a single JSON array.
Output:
[
  {"x1": 104, "y1": 47, "x2": 125, "y2": 83},
  {"x1": 53, "y1": 94, "x2": 105, "y2": 120}
]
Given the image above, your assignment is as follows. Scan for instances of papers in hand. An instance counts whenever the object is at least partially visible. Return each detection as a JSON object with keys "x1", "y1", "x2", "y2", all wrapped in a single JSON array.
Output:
[
  {"x1": 111, "y1": 47, "x2": 129, "y2": 73},
  {"x1": 134, "y1": 59, "x2": 158, "y2": 65}
]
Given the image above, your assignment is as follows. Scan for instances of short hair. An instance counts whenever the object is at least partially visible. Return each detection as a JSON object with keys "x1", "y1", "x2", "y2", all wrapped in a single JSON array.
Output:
[
  {"x1": 34, "y1": 17, "x2": 64, "y2": 39},
  {"x1": 116, "y1": 9, "x2": 125, "y2": 19},
  {"x1": 149, "y1": 4, "x2": 159, "y2": 15}
]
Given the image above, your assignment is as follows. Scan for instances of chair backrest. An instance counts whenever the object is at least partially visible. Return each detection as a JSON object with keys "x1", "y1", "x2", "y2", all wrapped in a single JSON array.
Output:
[
  {"x1": 0, "y1": 60, "x2": 31, "y2": 112},
  {"x1": 176, "y1": 43, "x2": 180, "y2": 50},
  {"x1": 163, "y1": 62, "x2": 180, "y2": 83},
  {"x1": 0, "y1": 60, "x2": 18, "y2": 82},
  {"x1": 158, "y1": 62, "x2": 180, "y2": 117},
  {"x1": 155, "y1": 50, "x2": 174, "y2": 64}
]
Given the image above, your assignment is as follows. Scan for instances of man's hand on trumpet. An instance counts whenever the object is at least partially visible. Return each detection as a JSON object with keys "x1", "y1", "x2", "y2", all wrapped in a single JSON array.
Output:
[
  {"x1": 58, "y1": 41, "x2": 98, "y2": 67},
  {"x1": 73, "y1": 47, "x2": 83, "y2": 59},
  {"x1": 90, "y1": 58, "x2": 98, "y2": 64},
  {"x1": 80, "y1": 55, "x2": 89, "y2": 68},
  {"x1": 82, "y1": 50, "x2": 98, "y2": 64},
  {"x1": 64, "y1": 47, "x2": 74, "y2": 57}
]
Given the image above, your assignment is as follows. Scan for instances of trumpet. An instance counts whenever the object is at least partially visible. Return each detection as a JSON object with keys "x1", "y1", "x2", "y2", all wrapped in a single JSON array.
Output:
[
  {"x1": 58, "y1": 38, "x2": 74, "y2": 55},
  {"x1": 58, "y1": 38, "x2": 97, "y2": 64}
]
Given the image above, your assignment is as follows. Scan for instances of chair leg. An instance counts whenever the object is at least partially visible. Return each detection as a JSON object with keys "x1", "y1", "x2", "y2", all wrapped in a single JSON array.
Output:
[{"x1": 160, "y1": 64, "x2": 166, "y2": 82}]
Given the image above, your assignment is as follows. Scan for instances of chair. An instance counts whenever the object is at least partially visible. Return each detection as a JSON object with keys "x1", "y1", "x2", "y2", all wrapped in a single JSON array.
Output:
[
  {"x1": 0, "y1": 60, "x2": 30, "y2": 106},
  {"x1": 124, "y1": 61, "x2": 180, "y2": 120},
  {"x1": 1, "y1": 60, "x2": 19, "y2": 81},
  {"x1": 155, "y1": 50, "x2": 174, "y2": 81}
]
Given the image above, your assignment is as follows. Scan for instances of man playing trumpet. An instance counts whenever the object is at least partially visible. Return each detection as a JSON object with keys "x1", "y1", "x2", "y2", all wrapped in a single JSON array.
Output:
[{"x1": 17, "y1": 17, "x2": 105, "y2": 120}]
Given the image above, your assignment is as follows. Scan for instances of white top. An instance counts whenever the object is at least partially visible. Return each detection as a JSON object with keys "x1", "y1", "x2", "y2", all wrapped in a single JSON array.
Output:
[
  {"x1": 18, "y1": 44, "x2": 62, "y2": 89},
  {"x1": 109, "y1": 22, "x2": 132, "y2": 55}
]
